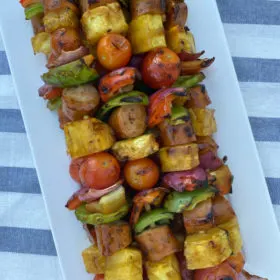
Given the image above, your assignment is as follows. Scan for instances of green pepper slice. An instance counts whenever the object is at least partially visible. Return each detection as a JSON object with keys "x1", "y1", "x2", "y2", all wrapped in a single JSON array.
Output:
[
  {"x1": 169, "y1": 106, "x2": 189, "y2": 125},
  {"x1": 47, "y1": 97, "x2": 62, "y2": 111},
  {"x1": 75, "y1": 203, "x2": 129, "y2": 225},
  {"x1": 25, "y1": 3, "x2": 44, "y2": 20},
  {"x1": 42, "y1": 56, "x2": 99, "y2": 87},
  {"x1": 134, "y1": 208, "x2": 174, "y2": 234},
  {"x1": 173, "y1": 73, "x2": 205, "y2": 89},
  {"x1": 164, "y1": 188, "x2": 215, "y2": 213},
  {"x1": 96, "y1": 91, "x2": 149, "y2": 120}
]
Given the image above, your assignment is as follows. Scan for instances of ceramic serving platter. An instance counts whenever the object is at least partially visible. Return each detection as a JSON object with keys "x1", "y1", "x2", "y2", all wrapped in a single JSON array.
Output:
[{"x1": 1, "y1": 0, "x2": 280, "y2": 279}]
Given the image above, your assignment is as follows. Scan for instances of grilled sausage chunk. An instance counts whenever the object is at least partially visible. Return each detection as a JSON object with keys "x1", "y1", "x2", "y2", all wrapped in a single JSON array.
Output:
[
  {"x1": 135, "y1": 225, "x2": 181, "y2": 262},
  {"x1": 109, "y1": 104, "x2": 147, "y2": 139},
  {"x1": 95, "y1": 222, "x2": 132, "y2": 256}
]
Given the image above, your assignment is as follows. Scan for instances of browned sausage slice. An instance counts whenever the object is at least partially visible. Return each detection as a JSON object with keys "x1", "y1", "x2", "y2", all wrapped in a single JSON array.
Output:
[{"x1": 109, "y1": 104, "x2": 147, "y2": 139}]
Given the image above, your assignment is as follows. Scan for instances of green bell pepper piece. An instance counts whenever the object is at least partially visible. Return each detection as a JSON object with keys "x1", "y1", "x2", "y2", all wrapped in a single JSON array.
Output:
[
  {"x1": 134, "y1": 208, "x2": 174, "y2": 234},
  {"x1": 25, "y1": 3, "x2": 44, "y2": 20},
  {"x1": 170, "y1": 106, "x2": 189, "y2": 125},
  {"x1": 75, "y1": 203, "x2": 129, "y2": 225},
  {"x1": 47, "y1": 97, "x2": 62, "y2": 111},
  {"x1": 173, "y1": 73, "x2": 205, "y2": 89},
  {"x1": 96, "y1": 91, "x2": 149, "y2": 120},
  {"x1": 42, "y1": 57, "x2": 99, "y2": 88},
  {"x1": 164, "y1": 188, "x2": 215, "y2": 213}
]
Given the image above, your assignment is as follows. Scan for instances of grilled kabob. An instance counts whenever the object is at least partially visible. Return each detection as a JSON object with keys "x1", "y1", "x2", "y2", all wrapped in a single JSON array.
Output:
[{"x1": 20, "y1": 0, "x2": 267, "y2": 279}]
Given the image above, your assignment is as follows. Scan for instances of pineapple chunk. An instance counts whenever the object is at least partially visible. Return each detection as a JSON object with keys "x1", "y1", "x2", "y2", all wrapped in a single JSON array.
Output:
[
  {"x1": 82, "y1": 245, "x2": 106, "y2": 274},
  {"x1": 105, "y1": 248, "x2": 143, "y2": 280},
  {"x1": 166, "y1": 26, "x2": 196, "y2": 54},
  {"x1": 159, "y1": 143, "x2": 199, "y2": 172},
  {"x1": 185, "y1": 227, "x2": 232, "y2": 270},
  {"x1": 64, "y1": 118, "x2": 115, "y2": 158},
  {"x1": 189, "y1": 108, "x2": 217, "y2": 136},
  {"x1": 112, "y1": 134, "x2": 159, "y2": 161},
  {"x1": 146, "y1": 254, "x2": 182, "y2": 280},
  {"x1": 218, "y1": 217, "x2": 243, "y2": 254},
  {"x1": 129, "y1": 14, "x2": 166, "y2": 54},
  {"x1": 81, "y1": 2, "x2": 128, "y2": 45}
]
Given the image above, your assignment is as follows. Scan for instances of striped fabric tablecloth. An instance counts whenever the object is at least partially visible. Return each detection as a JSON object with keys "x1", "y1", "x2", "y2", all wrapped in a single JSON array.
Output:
[{"x1": 0, "y1": 0, "x2": 280, "y2": 279}]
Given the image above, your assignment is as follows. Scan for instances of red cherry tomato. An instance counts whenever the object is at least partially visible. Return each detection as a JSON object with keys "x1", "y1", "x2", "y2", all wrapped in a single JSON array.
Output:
[
  {"x1": 124, "y1": 158, "x2": 160, "y2": 191},
  {"x1": 142, "y1": 47, "x2": 181, "y2": 89},
  {"x1": 97, "y1": 34, "x2": 132, "y2": 70},
  {"x1": 194, "y1": 262, "x2": 239, "y2": 280},
  {"x1": 79, "y1": 152, "x2": 120, "y2": 190}
]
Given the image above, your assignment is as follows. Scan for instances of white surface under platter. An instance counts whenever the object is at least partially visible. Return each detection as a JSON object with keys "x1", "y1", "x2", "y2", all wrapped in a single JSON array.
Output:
[{"x1": 0, "y1": 0, "x2": 280, "y2": 279}]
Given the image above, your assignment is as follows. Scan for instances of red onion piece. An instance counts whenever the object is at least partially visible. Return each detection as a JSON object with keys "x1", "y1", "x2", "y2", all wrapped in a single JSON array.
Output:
[
  {"x1": 128, "y1": 54, "x2": 145, "y2": 70},
  {"x1": 163, "y1": 167, "x2": 208, "y2": 192},
  {"x1": 178, "y1": 50, "x2": 205, "y2": 61},
  {"x1": 199, "y1": 150, "x2": 223, "y2": 171},
  {"x1": 47, "y1": 46, "x2": 89, "y2": 68},
  {"x1": 38, "y1": 84, "x2": 53, "y2": 97}
]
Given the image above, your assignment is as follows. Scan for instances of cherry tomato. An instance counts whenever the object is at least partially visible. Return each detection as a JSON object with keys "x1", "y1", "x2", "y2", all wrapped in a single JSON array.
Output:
[
  {"x1": 94, "y1": 275, "x2": 104, "y2": 280},
  {"x1": 142, "y1": 47, "x2": 181, "y2": 89},
  {"x1": 79, "y1": 152, "x2": 120, "y2": 190},
  {"x1": 97, "y1": 34, "x2": 132, "y2": 70},
  {"x1": 194, "y1": 262, "x2": 239, "y2": 280},
  {"x1": 124, "y1": 158, "x2": 160, "y2": 191}
]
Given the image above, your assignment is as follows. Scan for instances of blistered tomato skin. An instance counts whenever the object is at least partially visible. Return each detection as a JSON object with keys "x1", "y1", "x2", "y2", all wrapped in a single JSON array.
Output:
[
  {"x1": 142, "y1": 47, "x2": 181, "y2": 89},
  {"x1": 79, "y1": 152, "x2": 121, "y2": 190}
]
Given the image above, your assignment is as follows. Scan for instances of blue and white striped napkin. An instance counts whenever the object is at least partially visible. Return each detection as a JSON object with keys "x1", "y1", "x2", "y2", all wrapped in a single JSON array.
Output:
[{"x1": 0, "y1": 0, "x2": 279, "y2": 279}]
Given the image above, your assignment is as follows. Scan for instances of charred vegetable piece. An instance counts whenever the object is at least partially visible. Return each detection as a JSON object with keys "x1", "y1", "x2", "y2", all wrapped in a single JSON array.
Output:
[
  {"x1": 183, "y1": 198, "x2": 214, "y2": 234},
  {"x1": 42, "y1": 55, "x2": 99, "y2": 87},
  {"x1": 189, "y1": 108, "x2": 217, "y2": 136},
  {"x1": 95, "y1": 222, "x2": 132, "y2": 256},
  {"x1": 109, "y1": 104, "x2": 147, "y2": 139},
  {"x1": 135, "y1": 225, "x2": 181, "y2": 261},
  {"x1": 208, "y1": 165, "x2": 233, "y2": 195},
  {"x1": 181, "y1": 58, "x2": 215, "y2": 75},
  {"x1": 24, "y1": 2, "x2": 43, "y2": 19},
  {"x1": 82, "y1": 245, "x2": 106, "y2": 274},
  {"x1": 169, "y1": 106, "x2": 190, "y2": 125},
  {"x1": 96, "y1": 91, "x2": 149, "y2": 120},
  {"x1": 85, "y1": 186, "x2": 127, "y2": 214},
  {"x1": 164, "y1": 188, "x2": 215, "y2": 213},
  {"x1": 81, "y1": 2, "x2": 128, "y2": 45},
  {"x1": 31, "y1": 13, "x2": 45, "y2": 34},
  {"x1": 43, "y1": 7, "x2": 79, "y2": 33},
  {"x1": 212, "y1": 195, "x2": 236, "y2": 225},
  {"x1": 62, "y1": 84, "x2": 100, "y2": 121},
  {"x1": 166, "y1": 26, "x2": 195, "y2": 54},
  {"x1": 104, "y1": 248, "x2": 143, "y2": 280},
  {"x1": 111, "y1": 134, "x2": 159, "y2": 161},
  {"x1": 130, "y1": 0, "x2": 165, "y2": 19},
  {"x1": 42, "y1": 0, "x2": 80, "y2": 14},
  {"x1": 163, "y1": 167, "x2": 208, "y2": 192},
  {"x1": 47, "y1": 97, "x2": 62, "y2": 111},
  {"x1": 193, "y1": 261, "x2": 239, "y2": 280},
  {"x1": 218, "y1": 217, "x2": 243, "y2": 254},
  {"x1": 173, "y1": 73, "x2": 205, "y2": 89},
  {"x1": 148, "y1": 88, "x2": 187, "y2": 128},
  {"x1": 197, "y1": 135, "x2": 219, "y2": 153},
  {"x1": 186, "y1": 85, "x2": 211, "y2": 108},
  {"x1": 31, "y1": 32, "x2": 51, "y2": 54},
  {"x1": 199, "y1": 150, "x2": 223, "y2": 171},
  {"x1": 159, "y1": 143, "x2": 199, "y2": 173},
  {"x1": 178, "y1": 50, "x2": 205, "y2": 61},
  {"x1": 129, "y1": 14, "x2": 166, "y2": 54},
  {"x1": 130, "y1": 188, "x2": 169, "y2": 225},
  {"x1": 134, "y1": 209, "x2": 174, "y2": 233},
  {"x1": 145, "y1": 254, "x2": 182, "y2": 280},
  {"x1": 75, "y1": 203, "x2": 129, "y2": 225},
  {"x1": 185, "y1": 227, "x2": 232, "y2": 270},
  {"x1": 64, "y1": 118, "x2": 115, "y2": 158},
  {"x1": 98, "y1": 67, "x2": 137, "y2": 102},
  {"x1": 166, "y1": 0, "x2": 188, "y2": 29}
]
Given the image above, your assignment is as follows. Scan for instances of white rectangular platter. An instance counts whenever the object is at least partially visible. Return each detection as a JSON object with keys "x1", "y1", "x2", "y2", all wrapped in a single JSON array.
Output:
[{"x1": 1, "y1": 0, "x2": 280, "y2": 279}]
